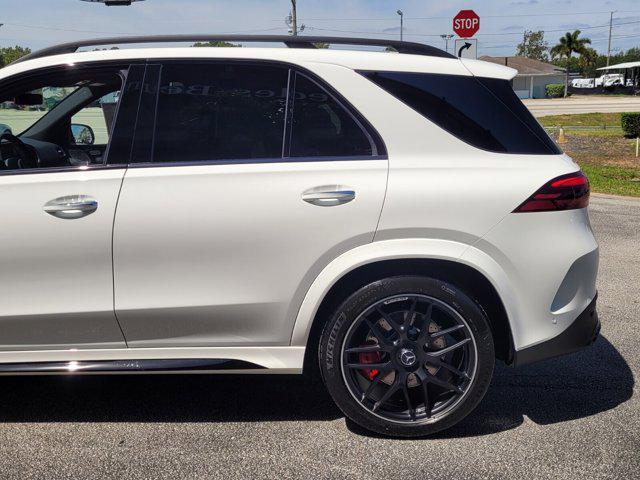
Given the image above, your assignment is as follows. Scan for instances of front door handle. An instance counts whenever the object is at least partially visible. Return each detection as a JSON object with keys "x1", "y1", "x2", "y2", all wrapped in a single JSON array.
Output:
[
  {"x1": 302, "y1": 186, "x2": 356, "y2": 207},
  {"x1": 43, "y1": 195, "x2": 98, "y2": 219}
]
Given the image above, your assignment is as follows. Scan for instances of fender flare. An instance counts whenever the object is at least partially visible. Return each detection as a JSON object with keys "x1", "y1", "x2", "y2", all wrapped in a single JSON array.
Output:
[{"x1": 290, "y1": 238, "x2": 521, "y2": 347}]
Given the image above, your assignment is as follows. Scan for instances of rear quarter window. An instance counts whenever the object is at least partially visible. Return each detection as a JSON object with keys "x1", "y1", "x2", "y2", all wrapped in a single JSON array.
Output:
[{"x1": 361, "y1": 71, "x2": 560, "y2": 155}]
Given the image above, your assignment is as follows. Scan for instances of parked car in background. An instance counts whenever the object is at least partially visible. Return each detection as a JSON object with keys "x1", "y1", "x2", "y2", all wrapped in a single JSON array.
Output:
[{"x1": 572, "y1": 73, "x2": 625, "y2": 89}]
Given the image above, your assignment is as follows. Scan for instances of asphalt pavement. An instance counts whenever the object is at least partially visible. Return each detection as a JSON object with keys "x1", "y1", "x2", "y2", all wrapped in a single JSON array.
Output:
[
  {"x1": 0, "y1": 194, "x2": 638, "y2": 480},
  {"x1": 523, "y1": 95, "x2": 640, "y2": 117}
]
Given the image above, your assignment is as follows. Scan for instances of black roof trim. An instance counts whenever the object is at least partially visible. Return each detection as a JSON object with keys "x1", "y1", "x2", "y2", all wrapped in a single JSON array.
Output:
[{"x1": 12, "y1": 35, "x2": 455, "y2": 64}]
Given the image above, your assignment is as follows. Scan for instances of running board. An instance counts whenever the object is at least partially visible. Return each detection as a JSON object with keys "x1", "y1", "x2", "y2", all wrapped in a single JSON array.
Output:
[{"x1": 0, "y1": 358, "x2": 266, "y2": 375}]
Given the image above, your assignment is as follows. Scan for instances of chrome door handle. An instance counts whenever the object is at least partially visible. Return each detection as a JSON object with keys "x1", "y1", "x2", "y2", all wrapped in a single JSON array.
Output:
[
  {"x1": 302, "y1": 186, "x2": 356, "y2": 207},
  {"x1": 43, "y1": 195, "x2": 98, "y2": 219}
]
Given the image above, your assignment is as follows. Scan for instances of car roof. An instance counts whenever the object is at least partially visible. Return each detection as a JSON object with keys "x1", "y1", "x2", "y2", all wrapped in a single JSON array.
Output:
[{"x1": 0, "y1": 46, "x2": 517, "y2": 82}]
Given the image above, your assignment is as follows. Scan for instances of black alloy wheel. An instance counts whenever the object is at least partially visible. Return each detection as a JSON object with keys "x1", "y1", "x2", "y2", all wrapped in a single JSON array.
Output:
[{"x1": 319, "y1": 276, "x2": 495, "y2": 437}]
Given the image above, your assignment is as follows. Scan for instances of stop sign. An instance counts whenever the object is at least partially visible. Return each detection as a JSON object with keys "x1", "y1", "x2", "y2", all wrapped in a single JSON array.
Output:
[{"x1": 453, "y1": 10, "x2": 480, "y2": 38}]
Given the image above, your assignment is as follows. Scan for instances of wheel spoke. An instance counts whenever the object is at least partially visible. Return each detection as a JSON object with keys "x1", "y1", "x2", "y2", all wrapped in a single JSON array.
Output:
[
  {"x1": 345, "y1": 345, "x2": 385, "y2": 354},
  {"x1": 365, "y1": 318, "x2": 393, "y2": 346},
  {"x1": 430, "y1": 324, "x2": 465, "y2": 338},
  {"x1": 402, "y1": 380, "x2": 415, "y2": 420},
  {"x1": 415, "y1": 369, "x2": 431, "y2": 418},
  {"x1": 361, "y1": 368, "x2": 387, "y2": 402},
  {"x1": 426, "y1": 373, "x2": 464, "y2": 394},
  {"x1": 426, "y1": 357, "x2": 470, "y2": 379},
  {"x1": 372, "y1": 373, "x2": 404, "y2": 412},
  {"x1": 405, "y1": 298, "x2": 418, "y2": 326},
  {"x1": 346, "y1": 362, "x2": 389, "y2": 370},
  {"x1": 416, "y1": 303, "x2": 434, "y2": 342},
  {"x1": 425, "y1": 338, "x2": 470, "y2": 357}
]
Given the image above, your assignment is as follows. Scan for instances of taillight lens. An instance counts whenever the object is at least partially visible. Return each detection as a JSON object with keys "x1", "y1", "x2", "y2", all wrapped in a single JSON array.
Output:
[{"x1": 514, "y1": 171, "x2": 590, "y2": 213}]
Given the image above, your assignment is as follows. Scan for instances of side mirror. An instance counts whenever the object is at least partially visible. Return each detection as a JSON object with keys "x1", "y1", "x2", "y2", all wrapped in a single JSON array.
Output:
[
  {"x1": 71, "y1": 124, "x2": 95, "y2": 145},
  {"x1": 14, "y1": 92, "x2": 44, "y2": 106}
]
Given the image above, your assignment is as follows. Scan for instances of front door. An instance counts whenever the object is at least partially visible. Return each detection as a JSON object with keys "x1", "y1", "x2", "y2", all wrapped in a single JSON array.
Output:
[
  {"x1": 0, "y1": 62, "x2": 141, "y2": 350},
  {"x1": 113, "y1": 61, "x2": 388, "y2": 347}
]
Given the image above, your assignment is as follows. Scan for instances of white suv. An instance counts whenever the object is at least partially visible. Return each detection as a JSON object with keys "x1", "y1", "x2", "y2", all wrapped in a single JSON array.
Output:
[{"x1": 0, "y1": 36, "x2": 599, "y2": 437}]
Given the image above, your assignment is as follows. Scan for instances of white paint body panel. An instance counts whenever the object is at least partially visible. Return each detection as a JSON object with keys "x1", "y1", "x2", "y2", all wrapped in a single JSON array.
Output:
[
  {"x1": 0, "y1": 169, "x2": 126, "y2": 350},
  {"x1": 113, "y1": 160, "x2": 387, "y2": 347}
]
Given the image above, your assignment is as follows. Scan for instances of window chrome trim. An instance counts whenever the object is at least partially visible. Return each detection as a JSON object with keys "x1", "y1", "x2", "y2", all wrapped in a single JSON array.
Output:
[
  {"x1": 126, "y1": 155, "x2": 387, "y2": 169},
  {"x1": 0, "y1": 164, "x2": 127, "y2": 177}
]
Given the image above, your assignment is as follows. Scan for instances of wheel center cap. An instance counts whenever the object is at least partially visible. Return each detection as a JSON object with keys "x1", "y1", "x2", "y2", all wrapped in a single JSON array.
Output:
[{"x1": 399, "y1": 348, "x2": 417, "y2": 367}]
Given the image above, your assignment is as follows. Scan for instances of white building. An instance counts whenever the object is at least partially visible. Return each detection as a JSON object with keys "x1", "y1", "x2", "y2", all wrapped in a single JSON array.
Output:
[{"x1": 480, "y1": 56, "x2": 566, "y2": 99}]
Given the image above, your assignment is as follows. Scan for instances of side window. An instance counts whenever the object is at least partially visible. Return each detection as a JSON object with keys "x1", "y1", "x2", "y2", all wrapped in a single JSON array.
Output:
[
  {"x1": 152, "y1": 63, "x2": 289, "y2": 163},
  {"x1": 288, "y1": 73, "x2": 375, "y2": 158},
  {"x1": 361, "y1": 71, "x2": 560, "y2": 155},
  {"x1": 0, "y1": 65, "x2": 125, "y2": 171},
  {"x1": 71, "y1": 91, "x2": 119, "y2": 146}
]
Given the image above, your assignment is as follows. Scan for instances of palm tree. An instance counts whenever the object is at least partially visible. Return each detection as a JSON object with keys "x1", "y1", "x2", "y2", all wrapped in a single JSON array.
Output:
[
  {"x1": 577, "y1": 47, "x2": 599, "y2": 78},
  {"x1": 551, "y1": 30, "x2": 592, "y2": 97}
]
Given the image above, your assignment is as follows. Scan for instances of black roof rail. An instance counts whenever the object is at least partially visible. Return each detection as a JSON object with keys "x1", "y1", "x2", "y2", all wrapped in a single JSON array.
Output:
[{"x1": 12, "y1": 34, "x2": 455, "y2": 64}]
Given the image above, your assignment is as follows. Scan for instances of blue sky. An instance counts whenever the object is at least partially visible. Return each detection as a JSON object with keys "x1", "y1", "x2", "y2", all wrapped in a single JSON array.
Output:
[{"x1": 1, "y1": 0, "x2": 639, "y2": 57}]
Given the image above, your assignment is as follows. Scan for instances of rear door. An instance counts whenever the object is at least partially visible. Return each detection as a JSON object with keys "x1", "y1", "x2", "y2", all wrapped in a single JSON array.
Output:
[{"x1": 112, "y1": 60, "x2": 387, "y2": 347}]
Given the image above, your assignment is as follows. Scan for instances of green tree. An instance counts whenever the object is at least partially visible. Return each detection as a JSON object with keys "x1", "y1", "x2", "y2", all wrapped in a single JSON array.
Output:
[
  {"x1": 516, "y1": 30, "x2": 549, "y2": 61},
  {"x1": 577, "y1": 47, "x2": 599, "y2": 78},
  {"x1": 550, "y1": 30, "x2": 591, "y2": 97},
  {"x1": 192, "y1": 41, "x2": 241, "y2": 48},
  {"x1": 0, "y1": 46, "x2": 32, "y2": 67}
]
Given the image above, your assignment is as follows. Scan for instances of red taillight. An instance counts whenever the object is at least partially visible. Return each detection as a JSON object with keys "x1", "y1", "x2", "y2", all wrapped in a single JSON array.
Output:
[{"x1": 514, "y1": 171, "x2": 590, "y2": 213}]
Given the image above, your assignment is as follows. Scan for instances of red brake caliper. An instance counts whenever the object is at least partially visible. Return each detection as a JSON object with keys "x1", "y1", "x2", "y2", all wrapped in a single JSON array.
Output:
[{"x1": 359, "y1": 347, "x2": 382, "y2": 380}]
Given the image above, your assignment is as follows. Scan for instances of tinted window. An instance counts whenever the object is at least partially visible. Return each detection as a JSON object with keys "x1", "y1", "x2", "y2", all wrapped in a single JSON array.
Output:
[
  {"x1": 153, "y1": 63, "x2": 289, "y2": 163},
  {"x1": 362, "y1": 71, "x2": 560, "y2": 155},
  {"x1": 288, "y1": 73, "x2": 374, "y2": 157}
]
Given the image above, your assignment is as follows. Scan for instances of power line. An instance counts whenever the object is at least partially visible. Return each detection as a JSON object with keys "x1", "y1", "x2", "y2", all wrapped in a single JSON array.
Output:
[
  {"x1": 294, "y1": 10, "x2": 640, "y2": 22},
  {"x1": 306, "y1": 19, "x2": 640, "y2": 39},
  {"x1": 0, "y1": 21, "x2": 137, "y2": 35},
  {"x1": 0, "y1": 21, "x2": 284, "y2": 36}
]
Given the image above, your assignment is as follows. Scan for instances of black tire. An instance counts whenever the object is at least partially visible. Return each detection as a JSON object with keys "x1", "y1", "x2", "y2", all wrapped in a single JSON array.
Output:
[{"x1": 319, "y1": 275, "x2": 494, "y2": 437}]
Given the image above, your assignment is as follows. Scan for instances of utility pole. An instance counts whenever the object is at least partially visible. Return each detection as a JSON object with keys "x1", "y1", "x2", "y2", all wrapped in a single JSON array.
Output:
[
  {"x1": 397, "y1": 10, "x2": 404, "y2": 41},
  {"x1": 440, "y1": 34, "x2": 454, "y2": 54},
  {"x1": 606, "y1": 11, "x2": 614, "y2": 67},
  {"x1": 291, "y1": 0, "x2": 298, "y2": 36}
]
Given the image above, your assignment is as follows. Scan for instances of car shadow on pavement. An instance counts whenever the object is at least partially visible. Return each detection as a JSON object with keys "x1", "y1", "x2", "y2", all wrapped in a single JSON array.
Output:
[
  {"x1": 0, "y1": 334, "x2": 632, "y2": 436},
  {"x1": 434, "y1": 333, "x2": 635, "y2": 439},
  {"x1": 348, "y1": 333, "x2": 634, "y2": 439}
]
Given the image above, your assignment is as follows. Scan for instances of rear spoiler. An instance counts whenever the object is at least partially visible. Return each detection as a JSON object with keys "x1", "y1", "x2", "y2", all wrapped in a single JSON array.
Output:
[{"x1": 460, "y1": 58, "x2": 518, "y2": 80}]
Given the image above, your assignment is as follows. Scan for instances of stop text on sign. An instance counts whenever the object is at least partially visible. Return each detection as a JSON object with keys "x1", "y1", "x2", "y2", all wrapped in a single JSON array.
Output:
[{"x1": 453, "y1": 10, "x2": 480, "y2": 38}]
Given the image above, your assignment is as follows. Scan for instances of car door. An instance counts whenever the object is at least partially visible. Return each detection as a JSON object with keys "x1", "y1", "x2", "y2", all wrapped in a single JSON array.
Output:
[
  {"x1": 112, "y1": 61, "x2": 387, "y2": 347},
  {"x1": 0, "y1": 63, "x2": 143, "y2": 351}
]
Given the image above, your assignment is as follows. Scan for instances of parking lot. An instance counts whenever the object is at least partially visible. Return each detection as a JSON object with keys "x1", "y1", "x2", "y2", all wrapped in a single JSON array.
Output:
[{"x1": 0, "y1": 194, "x2": 637, "y2": 480}]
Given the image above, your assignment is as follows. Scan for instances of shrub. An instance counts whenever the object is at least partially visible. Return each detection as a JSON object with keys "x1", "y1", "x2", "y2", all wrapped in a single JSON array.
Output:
[
  {"x1": 545, "y1": 83, "x2": 567, "y2": 98},
  {"x1": 621, "y1": 112, "x2": 640, "y2": 138}
]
